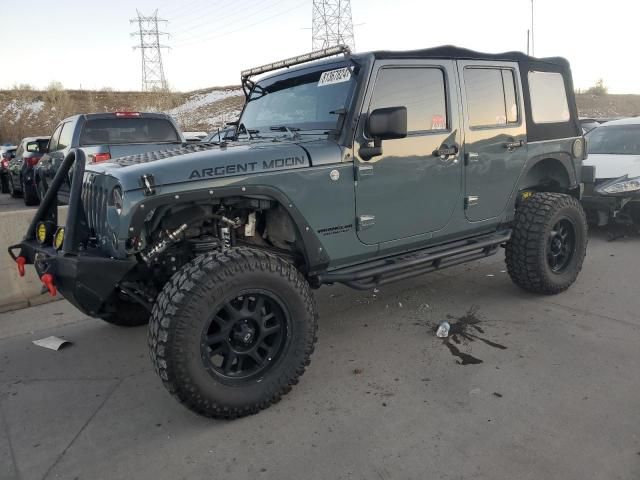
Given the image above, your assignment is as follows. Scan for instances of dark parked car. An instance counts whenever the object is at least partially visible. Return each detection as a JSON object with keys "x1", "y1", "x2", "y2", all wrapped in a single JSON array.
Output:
[
  {"x1": 7, "y1": 137, "x2": 50, "y2": 205},
  {"x1": 35, "y1": 112, "x2": 185, "y2": 201},
  {"x1": 0, "y1": 145, "x2": 17, "y2": 193},
  {"x1": 580, "y1": 118, "x2": 602, "y2": 134}
]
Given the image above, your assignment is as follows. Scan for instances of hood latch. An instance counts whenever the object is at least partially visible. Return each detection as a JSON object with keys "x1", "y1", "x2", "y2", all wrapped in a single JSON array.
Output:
[{"x1": 140, "y1": 174, "x2": 156, "y2": 196}]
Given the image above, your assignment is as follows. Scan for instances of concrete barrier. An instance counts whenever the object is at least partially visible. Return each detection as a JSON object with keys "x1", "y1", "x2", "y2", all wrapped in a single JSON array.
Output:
[{"x1": 0, "y1": 207, "x2": 67, "y2": 312}]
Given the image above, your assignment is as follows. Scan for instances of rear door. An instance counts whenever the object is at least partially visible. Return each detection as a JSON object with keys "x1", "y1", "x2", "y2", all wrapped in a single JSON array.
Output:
[
  {"x1": 38, "y1": 123, "x2": 63, "y2": 190},
  {"x1": 9, "y1": 141, "x2": 25, "y2": 186},
  {"x1": 354, "y1": 60, "x2": 462, "y2": 245},
  {"x1": 458, "y1": 61, "x2": 527, "y2": 222}
]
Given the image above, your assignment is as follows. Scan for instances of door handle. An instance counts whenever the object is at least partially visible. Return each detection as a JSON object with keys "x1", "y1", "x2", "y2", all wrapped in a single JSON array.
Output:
[
  {"x1": 432, "y1": 144, "x2": 458, "y2": 159},
  {"x1": 504, "y1": 140, "x2": 525, "y2": 151}
]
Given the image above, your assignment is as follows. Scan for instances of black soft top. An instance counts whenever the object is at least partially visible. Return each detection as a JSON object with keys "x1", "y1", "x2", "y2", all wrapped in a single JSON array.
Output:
[
  {"x1": 360, "y1": 45, "x2": 579, "y2": 142},
  {"x1": 369, "y1": 45, "x2": 569, "y2": 69}
]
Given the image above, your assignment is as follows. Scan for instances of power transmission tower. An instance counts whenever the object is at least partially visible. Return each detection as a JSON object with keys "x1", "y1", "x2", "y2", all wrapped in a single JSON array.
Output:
[
  {"x1": 312, "y1": 0, "x2": 355, "y2": 51},
  {"x1": 130, "y1": 10, "x2": 169, "y2": 91}
]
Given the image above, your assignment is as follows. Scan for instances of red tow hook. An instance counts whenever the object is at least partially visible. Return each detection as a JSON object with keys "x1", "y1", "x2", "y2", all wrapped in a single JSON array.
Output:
[
  {"x1": 40, "y1": 273, "x2": 57, "y2": 297},
  {"x1": 16, "y1": 256, "x2": 26, "y2": 277}
]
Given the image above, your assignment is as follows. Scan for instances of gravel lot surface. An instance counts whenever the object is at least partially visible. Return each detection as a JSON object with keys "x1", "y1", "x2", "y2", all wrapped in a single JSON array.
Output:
[{"x1": 0, "y1": 229, "x2": 638, "y2": 480}]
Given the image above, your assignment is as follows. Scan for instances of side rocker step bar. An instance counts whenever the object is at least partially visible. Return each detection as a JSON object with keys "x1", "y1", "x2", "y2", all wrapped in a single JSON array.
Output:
[{"x1": 317, "y1": 230, "x2": 511, "y2": 290}]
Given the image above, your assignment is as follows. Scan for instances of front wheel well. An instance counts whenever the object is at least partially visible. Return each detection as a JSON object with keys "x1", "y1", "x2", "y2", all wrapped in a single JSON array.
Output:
[{"x1": 140, "y1": 196, "x2": 312, "y2": 274}]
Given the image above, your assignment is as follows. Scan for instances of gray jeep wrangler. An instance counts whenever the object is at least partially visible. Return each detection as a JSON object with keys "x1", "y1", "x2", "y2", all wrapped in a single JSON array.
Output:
[{"x1": 10, "y1": 45, "x2": 589, "y2": 418}]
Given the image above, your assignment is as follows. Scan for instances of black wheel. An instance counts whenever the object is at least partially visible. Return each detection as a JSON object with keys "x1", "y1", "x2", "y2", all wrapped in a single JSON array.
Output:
[
  {"x1": 8, "y1": 176, "x2": 18, "y2": 198},
  {"x1": 36, "y1": 178, "x2": 46, "y2": 202},
  {"x1": 506, "y1": 192, "x2": 587, "y2": 294},
  {"x1": 0, "y1": 175, "x2": 8, "y2": 194},
  {"x1": 149, "y1": 248, "x2": 317, "y2": 419},
  {"x1": 22, "y1": 180, "x2": 40, "y2": 206}
]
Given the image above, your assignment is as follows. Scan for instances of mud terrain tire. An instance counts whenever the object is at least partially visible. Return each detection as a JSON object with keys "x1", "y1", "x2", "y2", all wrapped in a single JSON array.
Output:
[
  {"x1": 506, "y1": 192, "x2": 587, "y2": 294},
  {"x1": 149, "y1": 248, "x2": 317, "y2": 419}
]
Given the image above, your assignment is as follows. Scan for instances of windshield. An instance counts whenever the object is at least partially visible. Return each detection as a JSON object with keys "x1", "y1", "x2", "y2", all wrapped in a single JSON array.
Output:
[
  {"x1": 80, "y1": 118, "x2": 180, "y2": 146},
  {"x1": 239, "y1": 65, "x2": 355, "y2": 134},
  {"x1": 587, "y1": 124, "x2": 640, "y2": 155}
]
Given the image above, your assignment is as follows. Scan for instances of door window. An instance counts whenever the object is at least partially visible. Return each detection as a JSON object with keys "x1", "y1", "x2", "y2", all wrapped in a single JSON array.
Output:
[
  {"x1": 48, "y1": 124, "x2": 63, "y2": 152},
  {"x1": 464, "y1": 67, "x2": 519, "y2": 128},
  {"x1": 57, "y1": 122, "x2": 74, "y2": 150},
  {"x1": 369, "y1": 67, "x2": 448, "y2": 133}
]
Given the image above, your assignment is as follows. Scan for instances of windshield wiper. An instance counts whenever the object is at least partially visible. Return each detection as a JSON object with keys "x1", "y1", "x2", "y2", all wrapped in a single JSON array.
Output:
[
  {"x1": 270, "y1": 125, "x2": 301, "y2": 140},
  {"x1": 237, "y1": 123, "x2": 260, "y2": 140}
]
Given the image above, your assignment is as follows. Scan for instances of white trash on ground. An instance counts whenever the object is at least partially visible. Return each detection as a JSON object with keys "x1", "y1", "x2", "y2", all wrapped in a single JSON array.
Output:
[
  {"x1": 436, "y1": 321, "x2": 451, "y2": 338},
  {"x1": 32, "y1": 336, "x2": 72, "y2": 351}
]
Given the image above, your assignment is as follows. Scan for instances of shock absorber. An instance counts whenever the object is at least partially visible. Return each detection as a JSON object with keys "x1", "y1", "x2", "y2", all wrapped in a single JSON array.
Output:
[{"x1": 141, "y1": 224, "x2": 188, "y2": 264}]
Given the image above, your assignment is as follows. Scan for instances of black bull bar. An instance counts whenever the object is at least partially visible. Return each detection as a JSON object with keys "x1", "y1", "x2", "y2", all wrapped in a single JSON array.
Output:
[{"x1": 7, "y1": 148, "x2": 136, "y2": 317}]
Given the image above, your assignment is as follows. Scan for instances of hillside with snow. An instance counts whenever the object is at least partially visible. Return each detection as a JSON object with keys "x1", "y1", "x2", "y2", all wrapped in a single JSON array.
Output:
[
  {"x1": 0, "y1": 86, "x2": 245, "y2": 143},
  {"x1": 167, "y1": 88, "x2": 243, "y2": 128}
]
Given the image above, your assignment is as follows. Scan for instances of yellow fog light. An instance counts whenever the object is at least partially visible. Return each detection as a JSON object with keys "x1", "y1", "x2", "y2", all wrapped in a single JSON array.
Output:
[
  {"x1": 36, "y1": 221, "x2": 55, "y2": 245},
  {"x1": 53, "y1": 227, "x2": 65, "y2": 250}
]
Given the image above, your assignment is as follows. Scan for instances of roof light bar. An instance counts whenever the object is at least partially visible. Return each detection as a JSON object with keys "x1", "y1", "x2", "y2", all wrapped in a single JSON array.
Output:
[{"x1": 240, "y1": 45, "x2": 351, "y2": 80}]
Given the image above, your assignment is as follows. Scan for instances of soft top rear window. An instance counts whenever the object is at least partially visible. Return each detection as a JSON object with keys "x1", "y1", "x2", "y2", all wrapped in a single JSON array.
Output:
[
  {"x1": 80, "y1": 118, "x2": 180, "y2": 145},
  {"x1": 528, "y1": 71, "x2": 570, "y2": 124}
]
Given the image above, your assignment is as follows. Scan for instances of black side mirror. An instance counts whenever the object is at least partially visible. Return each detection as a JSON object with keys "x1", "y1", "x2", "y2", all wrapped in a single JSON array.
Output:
[{"x1": 360, "y1": 106, "x2": 407, "y2": 160}]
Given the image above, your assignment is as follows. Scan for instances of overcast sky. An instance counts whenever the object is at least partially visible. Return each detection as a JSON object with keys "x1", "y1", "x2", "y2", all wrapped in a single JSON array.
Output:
[{"x1": 1, "y1": 0, "x2": 637, "y2": 93}]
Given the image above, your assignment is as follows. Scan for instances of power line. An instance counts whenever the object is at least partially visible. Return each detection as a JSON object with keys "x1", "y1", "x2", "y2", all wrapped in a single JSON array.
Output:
[
  {"x1": 169, "y1": 0, "x2": 275, "y2": 39},
  {"x1": 312, "y1": 0, "x2": 355, "y2": 51},
  {"x1": 130, "y1": 10, "x2": 170, "y2": 91},
  {"x1": 172, "y1": 0, "x2": 308, "y2": 49}
]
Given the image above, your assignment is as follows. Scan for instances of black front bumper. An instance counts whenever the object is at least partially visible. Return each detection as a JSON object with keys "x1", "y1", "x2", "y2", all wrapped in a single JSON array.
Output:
[
  {"x1": 8, "y1": 145, "x2": 137, "y2": 317},
  {"x1": 10, "y1": 241, "x2": 136, "y2": 316}
]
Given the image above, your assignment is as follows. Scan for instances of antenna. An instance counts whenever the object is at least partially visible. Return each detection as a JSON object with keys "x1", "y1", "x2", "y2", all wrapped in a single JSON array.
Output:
[
  {"x1": 530, "y1": 0, "x2": 535, "y2": 56},
  {"x1": 312, "y1": 0, "x2": 355, "y2": 51},
  {"x1": 130, "y1": 9, "x2": 170, "y2": 91}
]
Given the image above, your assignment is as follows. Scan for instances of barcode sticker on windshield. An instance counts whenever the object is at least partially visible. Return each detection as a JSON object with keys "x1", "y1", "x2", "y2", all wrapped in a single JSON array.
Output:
[{"x1": 318, "y1": 67, "x2": 352, "y2": 87}]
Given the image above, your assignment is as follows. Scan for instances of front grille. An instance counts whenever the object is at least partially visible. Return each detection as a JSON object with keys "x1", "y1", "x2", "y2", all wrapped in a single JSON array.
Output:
[{"x1": 82, "y1": 173, "x2": 109, "y2": 241}]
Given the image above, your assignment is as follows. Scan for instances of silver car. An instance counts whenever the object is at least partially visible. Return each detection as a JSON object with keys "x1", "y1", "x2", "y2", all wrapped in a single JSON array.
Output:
[{"x1": 582, "y1": 117, "x2": 640, "y2": 226}]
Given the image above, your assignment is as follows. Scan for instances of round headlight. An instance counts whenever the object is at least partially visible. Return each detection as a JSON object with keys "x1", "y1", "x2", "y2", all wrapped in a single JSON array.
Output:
[
  {"x1": 572, "y1": 138, "x2": 585, "y2": 159},
  {"x1": 36, "y1": 221, "x2": 55, "y2": 245},
  {"x1": 53, "y1": 227, "x2": 65, "y2": 250}
]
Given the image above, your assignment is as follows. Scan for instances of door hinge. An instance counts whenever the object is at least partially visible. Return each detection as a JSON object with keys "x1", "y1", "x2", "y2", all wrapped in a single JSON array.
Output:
[
  {"x1": 357, "y1": 215, "x2": 376, "y2": 230},
  {"x1": 464, "y1": 196, "x2": 479, "y2": 208}
]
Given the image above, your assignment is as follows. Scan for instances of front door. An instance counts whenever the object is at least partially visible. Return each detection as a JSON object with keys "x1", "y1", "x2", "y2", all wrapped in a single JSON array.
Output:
[
  {"x1": 354, "y1": 60, "x2": 462, "y2": 245},
  {"x1": 458, "y1": 61, "x2": 527, "y2": 222}
]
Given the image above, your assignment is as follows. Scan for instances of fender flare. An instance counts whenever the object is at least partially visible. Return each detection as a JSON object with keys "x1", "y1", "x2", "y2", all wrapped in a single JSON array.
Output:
[
  {"x1": 127, "y1": 184, "x2": 330, "y2": 273},
  {"x1": 517, "y1": 154, "x2": 577, "y2": 192}
]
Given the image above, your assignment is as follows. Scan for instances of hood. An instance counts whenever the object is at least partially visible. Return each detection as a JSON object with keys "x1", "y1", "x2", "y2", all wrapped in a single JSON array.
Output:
[
  {"x1": 584, "y1": 154, "x2": 640, "y2": 179},
  {"x1": 85, "y1": 140, "x2": 320, "y2": 191}
]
